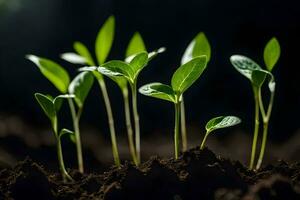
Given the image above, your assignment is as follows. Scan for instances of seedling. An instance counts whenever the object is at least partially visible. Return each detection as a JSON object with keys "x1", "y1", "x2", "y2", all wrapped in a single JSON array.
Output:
[
  {"x1": 201, "y1": 116, "x2": 241, "y2": 149},
  {"x1": 230, "y1": 37, "x2": 280, "y2": 170},
  {"x1": 61, "y1": 16, "x2": 121, "y2": 166},
  {"x1": 26, "y1": 55, "x2": 94, "y2": 173},
  {"x1": 139, "y1": 56, "x2": 207, "y2": 159},
  {"x1": 35, "y1": 93, "x2": 75, "y2": 182},
  {"x1": 180, "y1": 32, "x2": 211, "y2": 151}
]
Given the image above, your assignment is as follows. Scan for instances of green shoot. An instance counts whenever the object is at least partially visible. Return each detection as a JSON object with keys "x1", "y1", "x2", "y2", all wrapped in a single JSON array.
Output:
[
  {"x1": 35, "y1": 93, "x2": 75, "y2": 182},
  {"x1": 230, "y1": 37, "x2": 280, "y2": 170},
  {"x1": 139, "y1": 56, "x2": 208, "y2": 159},
  {"x1": 201, "y1": 116, "x2": 241, "y2": 149},
  {"x1": 180, "y1": 32, "x2": 211, "y2": 151}
]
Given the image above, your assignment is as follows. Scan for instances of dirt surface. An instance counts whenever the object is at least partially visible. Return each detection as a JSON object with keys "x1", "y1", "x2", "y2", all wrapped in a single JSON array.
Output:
[{"x1": 0, "y1": 147, "x2": 299, "y2": 200}]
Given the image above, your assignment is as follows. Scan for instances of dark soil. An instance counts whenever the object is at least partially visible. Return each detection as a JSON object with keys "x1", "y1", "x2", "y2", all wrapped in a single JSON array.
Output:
[{"x1": 0, "y1": 147, "x2": 300, "y2": 200}]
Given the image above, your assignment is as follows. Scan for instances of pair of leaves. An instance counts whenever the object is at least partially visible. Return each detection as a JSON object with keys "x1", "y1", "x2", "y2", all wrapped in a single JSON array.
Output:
[
  {"x1": 205, "y1": 116, "x2": 241, "y2": 133},
  {"x1": 139, "y1": 56, "x2": 208, "y2": 103}
]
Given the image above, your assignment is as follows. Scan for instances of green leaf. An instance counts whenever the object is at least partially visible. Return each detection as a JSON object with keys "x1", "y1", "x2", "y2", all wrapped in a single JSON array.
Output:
[
  {"x1": 99, "y1": 60, "x2": 134, "y2": 82},
  {"x1": 263, "y1": 37, "x2": 280, "y2": 71},
  {"x1": 68, "y1": 72, "x2": 94, "y2": 108},
  {"x1": 74, "y1": 41, "x2": 95, "y2": 66},
  {"x1": 53, "y1": 94, "x2": 75, "y2": 112},
  {"x1": 61, "y1": 52, "x2": 86, "y2": 65},
  {"x1": 181, "y1": 32, "x2": 211, "y2": 65},
  {"x1": 129, "y1": 52, "x2": 148, "y2": 79},
  {"x1": 27, "y1": 55, "x2": 70, "y2": 93},
  {"x1": 139, "y1": 82, "x2": 176, "y2": 103},
  {"x1": 148, "y1": 47, "x2": 166, "y2": 61},
  {"x1": 95, "y1": 16, "x2": 115, "y2": 64},
  {"x1": 126, "y1": 32, "x2": 146, "y2": 58},
  {"x1": 230, "y1": 55, "x2": 262, "y2": 81},
  {"x1": 59, "y1": 128, "x2": 74, "y2": 138},
  {"x1": 34, "y1": 93, "x2": 56, "y2": 122},
  {"x1": 206, "y1": 116, "x2": 241, "y2": 133},
  {"x1": 251, "y1": 69, "x2": 267, "y2": 88},
  {"x1": 171, "y1": 56, "x2": 207, "y2": 94}
]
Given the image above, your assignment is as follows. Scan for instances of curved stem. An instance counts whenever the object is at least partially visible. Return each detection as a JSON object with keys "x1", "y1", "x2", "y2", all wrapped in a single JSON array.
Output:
[
  {"x1": 122, "y1": 88, "x2": 138, "y2": 166},
  {"x1": 174, "y1": 102, "x2": 181, "y2": 159},
  {"x1": 98, "y1": 79, "x2": 120, "y2": 167},
  {"x1": 249, "y1": 87, "x2": 260, "y2": 170},
  {"x1": 200, "y1": 131, "x2": 210, "y2": 150},
  {"x1": 68, "y1": 99, "x2": 84, "y2": 173},
  {"x1": 57, "y1": 137, "x2": 73, "y2": 182},
  {"x1": 131, "y1": 82, "x2": 141, "y2": 164},
  {"x1": 180, "y1": 97, "x2": 188, "y2": 152}
]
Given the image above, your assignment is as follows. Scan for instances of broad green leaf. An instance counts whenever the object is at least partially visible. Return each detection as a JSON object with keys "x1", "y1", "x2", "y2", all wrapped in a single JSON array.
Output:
[
  {"x1": 263, "y1": 37, "x2": 280, "y2": 71},
  {"x1": 206, "y1": 116, "x2": 241, "y2": 133},
  {"x1": 98, "y1": 60, "x2": 134, "y2": 82},
  {"x1": 251, "y1": 70, "x2": 267, "y2": 88},
  {"x1": 27, "y1": 55, "x2": 70, "y2": 93},
  {"x1": 126, "y1": 32, "x2": 146, "y2": 58},
  {"x1": 74, "y1": 41, "x2": 95, "y2": 66},
  {"x1": 34, "y1": 93, "x2": 56, "y2": 121},
  {"x1": 230, "y1": 55, "x2": 262, "y2": 81},
  {"x1": 95, "y1": 16, "x2": 115, "y2": 64},
  {"x1": 53, "y1": 94, "x2": 75, "y2": 112},
  {"x1": 171, "y1": 56, "x2": 207, "y2": 94},
  {"x1": 129, "y1": 52, "x2": 148, "y2": 78},
  {"x1": 148, "y1": 47, "x2": 166, "y2": 61},
  {"x1": 61, "y1": 52, "x2": 86, "y2": 64},
  {"x1": 139, "y1": 82, "x2": 176, "y2": 103},
  {"x1": 68, "y1": 72, "x2": 94, "y2": 108},
  {"x1": 181, "y1": 32, "x2": 211, "y2": 65},
  {"x1": 59, "y1": 128, "x2": 74, "y2": 138}
]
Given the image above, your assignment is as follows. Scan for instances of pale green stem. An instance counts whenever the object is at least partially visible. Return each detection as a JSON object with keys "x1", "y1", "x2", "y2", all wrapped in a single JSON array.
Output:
[
  {"x1": 200, "y1": 131, "x2": 210, "y2": 150},
  {"x1": 180, "y1": 97, "x2": 188, "y2": 152},
  {"x1": 98, "y1": 79, "x2": 120, "y2": 167},
  {"x1": 67, "y1": 99, "x2": 84, "y2": 173},
  {"x1": 249, "y1": 87, "x2": 260, "y2": 170},
  {"x1": 130, "y1": 82, "x2": 141, "y2": 164},
  {"x1": 122, "y1": 88, "x2": 138, "y2": 166},
  {"x1": 174, "y1": 102, "x2": 181, "y2": 159}
]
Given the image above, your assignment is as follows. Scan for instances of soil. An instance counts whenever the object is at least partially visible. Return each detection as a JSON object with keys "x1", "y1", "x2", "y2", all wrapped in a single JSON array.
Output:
[{"x1": 0, "y1": 147, "x2": 299, "y2": 200}]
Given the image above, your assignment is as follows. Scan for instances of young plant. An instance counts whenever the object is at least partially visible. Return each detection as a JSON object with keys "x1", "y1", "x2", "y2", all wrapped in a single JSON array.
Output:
[
  {"x1": 230, "y1": 37, "x2": 280, "y2": 170},
  {"x1": 35, "y1": 93, "x2": 75, "y2": 182},
  {"x1": 61, "y1": 16, "x2": 121, "y2": 166},
  {"x1": 26, "y1": 55, "x2": 94, "y2": 173},
  {"x1": 200, "y1": 116, "x2": 241, "y2": 149},
  {"x1": 180, "y1": 32, "x2": 211, "y2": 151},
  {"x1": 139, "y1": 56, "x2": 208, "y2": 159}
]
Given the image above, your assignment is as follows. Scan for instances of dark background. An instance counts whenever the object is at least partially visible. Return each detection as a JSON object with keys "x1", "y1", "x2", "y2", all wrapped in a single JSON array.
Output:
[{"x1": 0, "y1": 0, "x2": 299, "y2": 142}]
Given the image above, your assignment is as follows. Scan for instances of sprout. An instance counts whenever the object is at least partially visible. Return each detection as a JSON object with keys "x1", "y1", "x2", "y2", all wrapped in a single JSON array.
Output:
[
  {"x1": 200, "y1": 116, "x2": 241, "y2": 149},
  {"x1": 230, "y1": 37, "x2": 280, "y2": 170},
  {"x1": 180, "y1": 32, "x2": 211, "y2": 151},
  {"x1": 27, "y1": 55, "x2": 94, "y2": 173},
  {"x1": 139, "y1": 56, "x2": 208, "y2": 159},
  {"x1": 35, "y1": 93, "x2": 75, "y2": 182}
]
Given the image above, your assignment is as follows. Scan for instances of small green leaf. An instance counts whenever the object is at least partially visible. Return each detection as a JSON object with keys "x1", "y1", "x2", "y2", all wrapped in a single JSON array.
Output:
[
  {"x1": 68, "y1": 72, "x2": 94, "y2": 108},
  {"x1": 95, "y1": 16, "x2": 115, "y2": 64},
  {"x1": 171, "y1": 56, "x2": 207, "y2": 94},
  {"x1": 74, "y1": 41, "x2": 95, "y2": 66},
  {"x1": 59, "y1": 128, "x2": 74, "y2": 138},
  {"x1": 126, "y1": 32, "x2": 146, "y2": 58},
  {"x1": 99, "y1": 60, "x2": 134, "y2": 82},
  {"x1": 61, "y1": 53, "x2": 86, "y2": 64},
  {"x1": 230, "y1": 55, "x2": 262, "y2": 81},
  {"x1": 206, "y1": 116, "x2": 241, "y2": 133},
  {"x1": 27, "y1": 55, "x2": 70, "y2": 93},
  {"x1": 263, "y1": 37, "x2": 280, "y2": 71},
  {"x1": 53, "y1": 94, "x2": 75, "y2": 112},
  {"x1": 181, "y1": 32, "x2": 211, "y2": 65},
  {"x1": 139, "y1": 82, "x2": 176, "y2": 103},
  {"x1": 129, "y1": 52, "x2": 148, "y2": 79},
  {"x1": 148, "y1": 47, "x2": 166, "y2": 61},
  {"x1": 34, "y1": 93, "x2": 56, "y2": 121},
  {"x1": 251, "y1": 70, "x2": 267, "y2": 88}
]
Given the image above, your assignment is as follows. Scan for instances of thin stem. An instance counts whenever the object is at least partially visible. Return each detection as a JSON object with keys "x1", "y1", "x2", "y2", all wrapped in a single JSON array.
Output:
[
  {"x1": 200, "y1": 131, "x2": 210, "y2": 150},
  {"x1": 174, "y1": 102, "x2": 181, "y2": 159},
  {"x1": 122, "y1": 88, "x2": 138, "y2": 166},
  {"x1": 180, "y1": 97, "x2": 188, "y2": 152},
  {"x1": 249, "y1": 87, "x2": 260, "y2": 170},
  {"x1": 98, "y1": 79, "x2": 120, "y2": 167},
  {"x1": 56, "y1": 136, "x2": 73, "y2": 182},
  {"x1": 131, "y1": 82, "x2": 141, "y2": 164},
  {"x1": 68, "y1": 99, "x2": 84, "y2": 173}
]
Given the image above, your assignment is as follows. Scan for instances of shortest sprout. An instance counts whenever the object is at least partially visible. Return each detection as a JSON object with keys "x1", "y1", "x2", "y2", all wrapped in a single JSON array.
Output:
[{"x1": 200, "y1": 116, "x2": 241, "y2": 150}]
